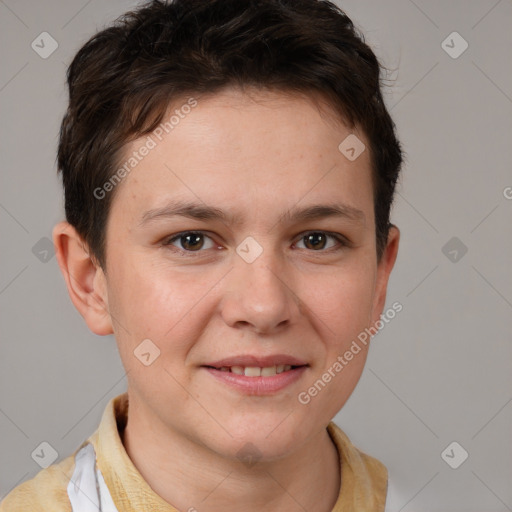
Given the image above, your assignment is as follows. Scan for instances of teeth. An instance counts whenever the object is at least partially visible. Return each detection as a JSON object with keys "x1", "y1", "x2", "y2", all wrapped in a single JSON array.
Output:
[
  {"x1": 244, "y1": 366, "x2": 261, "y2": 377},
  {"x1": 218, "y1": 364, "x2": 296, "y2": 376},
  {"x1": 231, "y1": 366, "x2": 244, "y2": 375},
  {"x1": 261, "y1": 366, "x2": 277, "y2": 376}
]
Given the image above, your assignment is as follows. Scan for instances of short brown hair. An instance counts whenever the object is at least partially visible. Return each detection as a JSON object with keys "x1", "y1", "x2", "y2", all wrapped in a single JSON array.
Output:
[{"x1": 57, "y1": 0, "x2": 402, "y2": 269}]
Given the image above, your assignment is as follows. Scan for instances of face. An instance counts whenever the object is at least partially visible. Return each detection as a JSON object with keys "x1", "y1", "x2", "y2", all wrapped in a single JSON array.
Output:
[{"x1": 98, "y1": 88, "x2": 398, "y2": 461}]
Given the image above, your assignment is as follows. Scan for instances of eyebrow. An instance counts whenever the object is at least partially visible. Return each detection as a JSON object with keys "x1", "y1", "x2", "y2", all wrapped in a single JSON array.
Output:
[{"x1": 139, "y1": 199, "x2": 365, "y2": 227}]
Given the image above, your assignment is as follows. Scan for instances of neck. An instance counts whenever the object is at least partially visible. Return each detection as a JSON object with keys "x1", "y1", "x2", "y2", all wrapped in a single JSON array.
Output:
[{"x1": 122, "y1": 400, "x2": 340, "y2": 512}]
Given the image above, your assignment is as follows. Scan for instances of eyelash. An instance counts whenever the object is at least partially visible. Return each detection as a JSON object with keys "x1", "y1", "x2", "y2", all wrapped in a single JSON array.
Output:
[{"x1": 161, "y1": 230, "x2": 349, "y2": 256}]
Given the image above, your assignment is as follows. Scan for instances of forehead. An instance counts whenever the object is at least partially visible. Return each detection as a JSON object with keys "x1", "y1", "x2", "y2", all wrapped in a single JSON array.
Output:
[{"x1": 109, "y1": 88, "x2": 374, "y2": 225}]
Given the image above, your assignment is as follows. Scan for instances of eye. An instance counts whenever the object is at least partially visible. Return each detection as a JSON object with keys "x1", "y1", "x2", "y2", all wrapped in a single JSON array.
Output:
[
  {"x1": 294, "y1": 231, "x2": 346, "y2": 251},
  {"x1": 163, "y1": 231, "x2": 217, "y2": 252},
  {"x1": 162, "y1": 230, "x2": 348, "y2": 256}
]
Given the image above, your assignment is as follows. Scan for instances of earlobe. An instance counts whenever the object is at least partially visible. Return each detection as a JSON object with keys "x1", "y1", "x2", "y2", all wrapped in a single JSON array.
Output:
[
  {"x1": 371, "y1": 225, "x2": 400, "y2": 325},
  {"x1": 52, "y1": 221, "x2": 113, "y2": 336}
]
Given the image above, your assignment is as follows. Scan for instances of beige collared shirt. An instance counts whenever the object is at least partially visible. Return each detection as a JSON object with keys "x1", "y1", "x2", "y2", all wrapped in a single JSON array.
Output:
[{"x1": 0, "y1": 393, "x2": 387, "y2": 511}]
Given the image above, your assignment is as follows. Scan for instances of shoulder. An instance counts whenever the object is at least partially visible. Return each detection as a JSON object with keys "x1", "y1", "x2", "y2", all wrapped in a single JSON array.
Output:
[
  {"x1": 1, "y1": 395, "x2": 121, "y2": 512},
  {"x1": 0, "y1": 451, "x2": 77, "y2": 512}
]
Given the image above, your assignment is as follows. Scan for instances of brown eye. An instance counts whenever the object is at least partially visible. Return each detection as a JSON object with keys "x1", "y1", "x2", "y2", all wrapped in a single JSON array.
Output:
[
  {"x1": 295, "y1": 231, "x2": 345, "y2": 251},
  {"x1": 165, "y1": 231, "x2": 215, "y2": 252},
  {"x1": 304, "y1": 232, "x2": 327, "y2": 250},
  {"x1": 182, "y1": 233, "x2": 203, "y2": 250}
]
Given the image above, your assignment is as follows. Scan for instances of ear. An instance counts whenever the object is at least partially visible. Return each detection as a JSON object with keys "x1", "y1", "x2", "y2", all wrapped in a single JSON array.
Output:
[
  {"x1": 370, "y1": 225, "x2": 400, "y2": 324},
  {"x1": 52, "y1": 221, "x2": 113, "y2": 336}
]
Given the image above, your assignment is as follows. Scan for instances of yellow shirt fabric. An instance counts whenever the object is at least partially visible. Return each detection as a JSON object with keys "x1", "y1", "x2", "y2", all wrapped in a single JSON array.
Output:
[{"x1": 0, "y1": 393, "x2": 387, "y2": 511}]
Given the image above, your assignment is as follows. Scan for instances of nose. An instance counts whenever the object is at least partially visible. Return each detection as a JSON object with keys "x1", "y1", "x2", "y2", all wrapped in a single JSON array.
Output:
[{"x1": 219, "y1": 247, "x2": 300, "y2": 335}]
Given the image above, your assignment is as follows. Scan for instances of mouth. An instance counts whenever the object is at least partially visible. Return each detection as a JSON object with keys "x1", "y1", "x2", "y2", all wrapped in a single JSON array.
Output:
[
  {"x1": 200, "y1": 356, "x2": 309, "y2": 394},
  {"x1": 202, "y1": 364, "x2": 305, "y2": 377}
]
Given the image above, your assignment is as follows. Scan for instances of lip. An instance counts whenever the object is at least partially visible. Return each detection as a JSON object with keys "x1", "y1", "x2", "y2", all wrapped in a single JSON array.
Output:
[
  {"x1": 202, "y1": 365, "x2": 308, "y2": 395},
  {"x1": 204, "y1": 354, "x2": 308, "y2": 368}
]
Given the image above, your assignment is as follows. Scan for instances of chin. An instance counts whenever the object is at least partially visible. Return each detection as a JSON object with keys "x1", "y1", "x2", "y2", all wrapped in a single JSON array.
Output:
[{"x1": 215, "y1": 415, "x2": 308, "y2": 461}]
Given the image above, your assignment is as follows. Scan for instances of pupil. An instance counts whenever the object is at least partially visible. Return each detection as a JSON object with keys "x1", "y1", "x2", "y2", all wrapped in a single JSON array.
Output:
[
  {"x1": 183, "y1": 233, "x2": 203, "y2": 250},
  {"x1": 305, "y1": 233, "x2": 326, "y2": 250}
]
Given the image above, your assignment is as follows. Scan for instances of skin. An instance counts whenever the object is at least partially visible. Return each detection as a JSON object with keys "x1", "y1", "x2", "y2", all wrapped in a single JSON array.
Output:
[{"x1": 54, "y1": 87, "x2": 399, "y2": 512}]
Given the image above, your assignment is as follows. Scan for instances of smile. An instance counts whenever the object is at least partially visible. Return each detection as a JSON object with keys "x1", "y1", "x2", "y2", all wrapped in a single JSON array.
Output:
[
  {"x1": 201, "y1": 365, "x2": 308, "y2": 394},
  {"x1": 205, "y1": 364, "x2": 298, "y2": 376}
]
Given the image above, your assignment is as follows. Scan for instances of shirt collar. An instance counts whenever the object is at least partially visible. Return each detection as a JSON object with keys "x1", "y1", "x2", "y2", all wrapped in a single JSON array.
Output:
[{"x1": 89, "y1": 393, "x2": 387, "y2": 512}]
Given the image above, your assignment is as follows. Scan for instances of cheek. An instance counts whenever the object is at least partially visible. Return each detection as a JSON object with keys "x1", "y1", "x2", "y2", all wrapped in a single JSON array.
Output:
[
  {"x1": 298, "y1": 269, "x2": 376, "y2": 415},
  {"x1": 107, "y1": 260, "x2": 220, "y2": 353},
  {"x1": 303, "y1": 264, "x2": 377, "y2": 345}
]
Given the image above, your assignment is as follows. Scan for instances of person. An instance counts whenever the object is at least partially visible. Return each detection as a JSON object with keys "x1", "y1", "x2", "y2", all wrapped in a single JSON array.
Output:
[{"x1": 0, "y1": 0, "x2": 402, "y2": 510}]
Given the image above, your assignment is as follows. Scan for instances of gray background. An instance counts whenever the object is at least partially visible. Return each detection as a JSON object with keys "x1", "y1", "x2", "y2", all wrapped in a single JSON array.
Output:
[{"x1": 1, "y1": 1, "x2": 511, "y2": 510}]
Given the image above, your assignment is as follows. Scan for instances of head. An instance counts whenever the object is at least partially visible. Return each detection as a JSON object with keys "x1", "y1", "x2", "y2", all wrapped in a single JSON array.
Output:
[{"x1": 54, "y1": 0, "x2": 402, "y2": 461}]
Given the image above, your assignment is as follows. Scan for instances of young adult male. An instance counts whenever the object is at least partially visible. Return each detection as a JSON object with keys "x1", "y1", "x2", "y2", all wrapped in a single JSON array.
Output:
[{"x1": 0, "y1": 0, "x2": 402, "y2": 510}]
